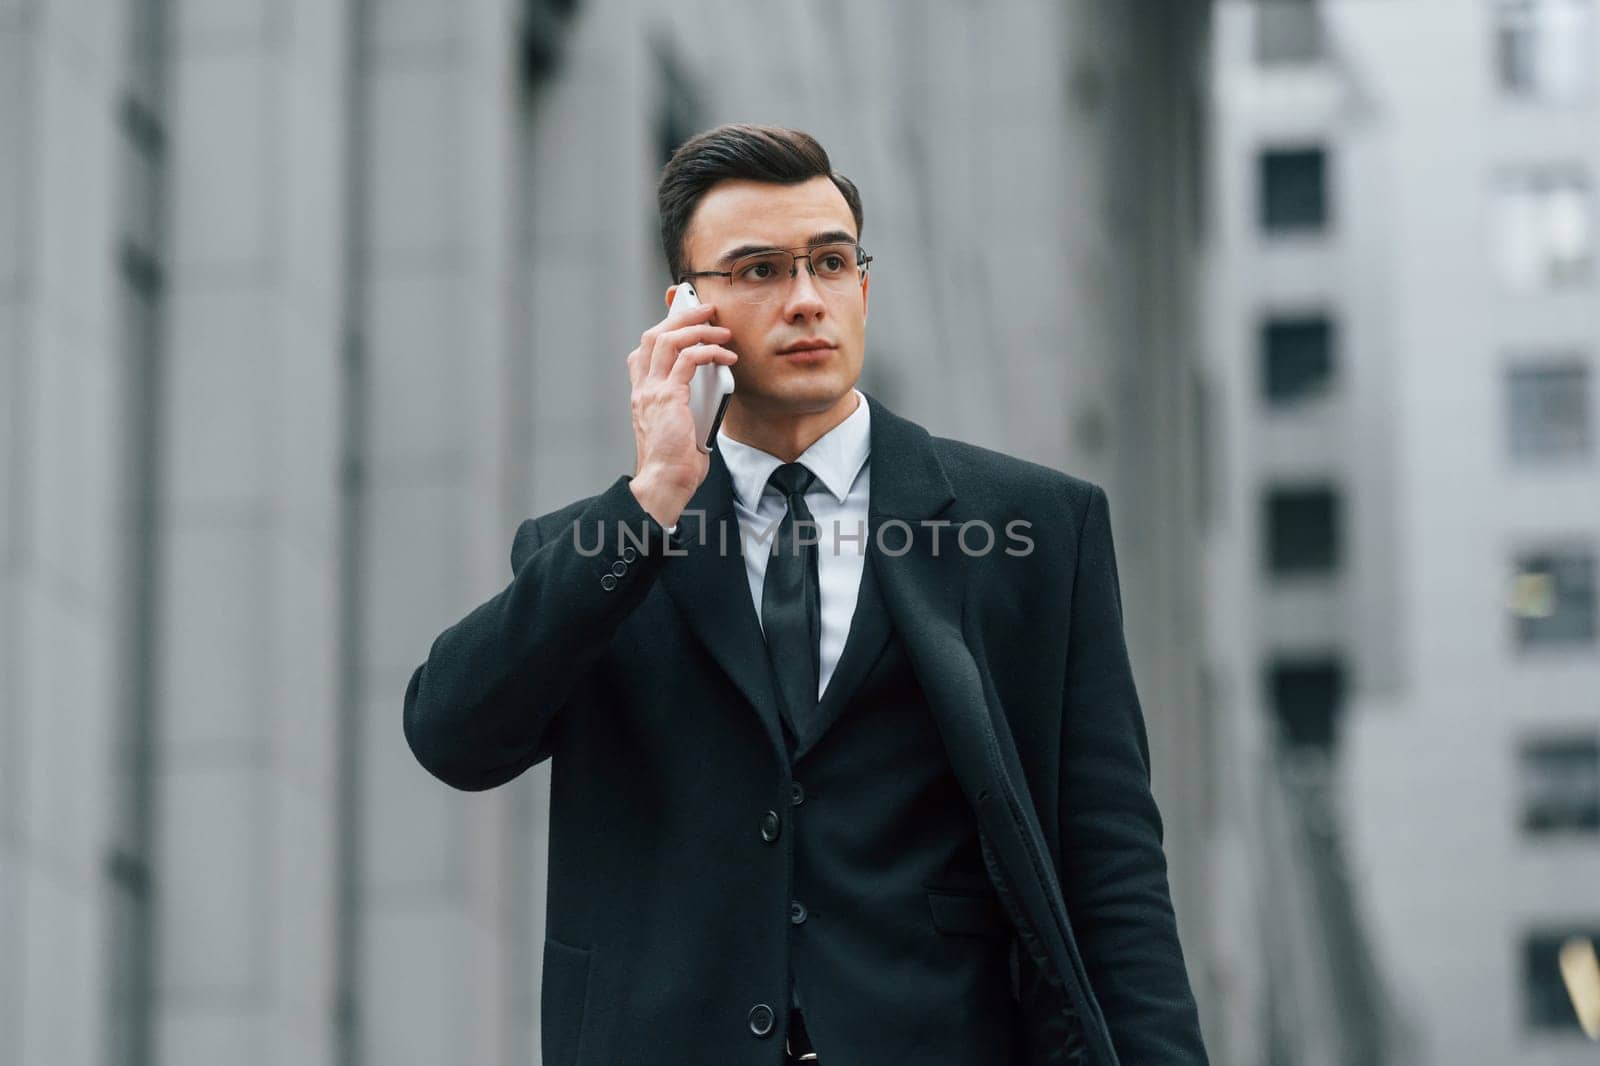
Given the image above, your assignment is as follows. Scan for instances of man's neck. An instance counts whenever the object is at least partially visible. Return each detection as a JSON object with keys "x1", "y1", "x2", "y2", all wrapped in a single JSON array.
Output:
[{"x1": 720, "y1": 390, "x2": 861, "y2": 463}]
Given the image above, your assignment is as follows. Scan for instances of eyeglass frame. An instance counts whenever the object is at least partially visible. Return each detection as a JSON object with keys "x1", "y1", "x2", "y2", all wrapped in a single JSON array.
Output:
[{"x1": 675, "y1": 241, "x2": 874, "y2": 290}]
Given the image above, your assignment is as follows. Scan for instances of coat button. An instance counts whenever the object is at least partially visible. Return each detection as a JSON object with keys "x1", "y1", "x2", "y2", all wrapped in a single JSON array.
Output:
[
  {"x1": 599, "y1": 574, "x2": 618, "y2": 591},
  {"x1": 748, "y1": 1002, "x2": 775, "y2": 1037},
  {"x1": 759, "y1": 810, "x2": 781, "y2": 843},
  {"x1": 621, "y1": 546, "x2": 638, "y2": 563},
  {"x1": 610, "y1": 559, "x2": 628, "y2": 577},
  {"x1": 790, "y1": 782, "x2": 805, "y2": 806},
  {"x1": 790, "y1": 900, "x2": 807, "y2": 925}
]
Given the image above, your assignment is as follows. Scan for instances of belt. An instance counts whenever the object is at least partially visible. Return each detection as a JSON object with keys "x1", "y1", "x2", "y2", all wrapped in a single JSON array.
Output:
[{"x1": 785, "y1": 1008, "x2": 818, "y2": 1063}]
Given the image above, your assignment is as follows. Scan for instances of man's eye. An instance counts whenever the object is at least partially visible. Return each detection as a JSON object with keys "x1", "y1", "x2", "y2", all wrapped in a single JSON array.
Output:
[{"x1": 819, "y1": 254, "x2": 846, "y2": 273}]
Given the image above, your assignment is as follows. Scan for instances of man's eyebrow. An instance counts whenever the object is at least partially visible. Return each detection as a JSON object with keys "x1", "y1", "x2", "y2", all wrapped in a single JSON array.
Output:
[{"x1": 715, "y1": 230, "x2": 859, "y2": 266}]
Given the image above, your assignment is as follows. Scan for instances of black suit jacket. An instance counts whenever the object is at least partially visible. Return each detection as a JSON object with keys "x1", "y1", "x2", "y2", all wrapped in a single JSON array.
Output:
[{"x1": 403, "y1": 393, "x2": 1208, "y2": 1065}]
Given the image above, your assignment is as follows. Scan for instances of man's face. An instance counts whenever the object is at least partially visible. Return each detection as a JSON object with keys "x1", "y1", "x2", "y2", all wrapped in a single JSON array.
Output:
[{"x1": 674, "y1": 176, "x2": 869, "y2": 420}]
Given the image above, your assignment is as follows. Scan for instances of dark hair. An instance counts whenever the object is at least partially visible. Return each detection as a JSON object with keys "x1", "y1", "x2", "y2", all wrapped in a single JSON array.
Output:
[{"x1": 656, "y1": 123, "x2": 865, "y2": 282}]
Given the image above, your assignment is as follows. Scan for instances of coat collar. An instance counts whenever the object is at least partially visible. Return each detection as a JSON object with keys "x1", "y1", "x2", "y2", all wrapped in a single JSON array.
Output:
[{"x1": 655, "y1": 390, "x2": 957, "y2": 756}]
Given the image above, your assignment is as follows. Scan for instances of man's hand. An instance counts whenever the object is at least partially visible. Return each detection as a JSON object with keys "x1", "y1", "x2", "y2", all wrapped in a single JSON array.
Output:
[{"x1": 626, "y1": 299, "x2": 737, "y2": 528}]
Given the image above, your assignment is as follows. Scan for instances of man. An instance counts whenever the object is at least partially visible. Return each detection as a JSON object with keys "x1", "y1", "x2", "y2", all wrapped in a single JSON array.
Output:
[{"x1": 403, "y1": 124, "x2": 1208, "y2": 1065}]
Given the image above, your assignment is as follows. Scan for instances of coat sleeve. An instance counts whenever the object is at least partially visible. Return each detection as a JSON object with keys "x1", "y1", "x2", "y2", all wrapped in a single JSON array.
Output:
[
  {"x1": 1056, "y1": 483, "x2": 1209, "y2": 1064},
  {"x1": 402, "y1": 475, "x2": 678, "y2": 791}
]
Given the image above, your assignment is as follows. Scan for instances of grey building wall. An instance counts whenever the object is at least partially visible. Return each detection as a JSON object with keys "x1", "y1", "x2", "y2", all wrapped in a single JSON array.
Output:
[
  {"x1": 1204, "y1": 3, "x2": 1408, "y2": 1064},
  {"x1": 1, "y1": 2, "x2": 1219, "y2": 1063},
  {"x1": 1328, "y1": 2, "x2": 1600, "y2": 1065},
  {"x1": 1208, "y1": 1, "x2": 1600, "y2": 1064},
  {"x1": 3, "y1": 3, "x2": 136, "y2": 1066}
]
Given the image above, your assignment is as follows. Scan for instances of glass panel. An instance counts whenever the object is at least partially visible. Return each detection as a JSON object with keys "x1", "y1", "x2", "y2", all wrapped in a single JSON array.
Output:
[
  {"x1": 1264, "y1": 315, "x2": 1335, "y2": 405},
  {"x1": 1256, "y1": 1, "x2": 1322, "y2": 66},
  {"x1": 1267, "y1": 657, "x2": 1344, "y2": 751},
  {"x1": 1513, "y1": 550, "x2": 1598, "y2": 646},
  {"x1": 1261, "y1": 147, "x2": 1328, "y2": 232},
  {"x1": 1495, "y1": 0, "x2": 1593, "y2": 102},
  {"x1": 1495, "y1": 166, "x2": 1592, "y2": 289},
  {"x1": 1520, "y1": 736, "x2": 1600, "y2": 834},
  {"x1": 1507, "y1": 360, "x2": 1592, "y2": 461},
  {"x1": 1265, "y1": 484, "x2": 1341, "y2": 575},
  {"x1": 1524, "y1": 930, "x2": 1600, "y2": 1030}
]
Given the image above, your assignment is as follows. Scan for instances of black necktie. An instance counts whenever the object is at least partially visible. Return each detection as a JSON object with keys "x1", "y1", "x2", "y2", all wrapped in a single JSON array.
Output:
[{"x1": 761, "y1": 463, "x2": 821, "y2": 744}]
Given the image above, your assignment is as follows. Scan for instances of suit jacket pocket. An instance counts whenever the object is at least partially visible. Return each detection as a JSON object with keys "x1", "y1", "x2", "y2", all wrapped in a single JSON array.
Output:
[
  {"x1": 541, "y1": 936, "x2": 593, "y2": 1066},
  {"x1": 926, "y1": 887, "x2": 1010, "y2": 938}
]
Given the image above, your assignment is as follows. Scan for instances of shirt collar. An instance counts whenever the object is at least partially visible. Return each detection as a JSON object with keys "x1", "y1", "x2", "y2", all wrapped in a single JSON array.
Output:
[{"x1": 717, "y1": 388, "x2": 871, "y2": 508}]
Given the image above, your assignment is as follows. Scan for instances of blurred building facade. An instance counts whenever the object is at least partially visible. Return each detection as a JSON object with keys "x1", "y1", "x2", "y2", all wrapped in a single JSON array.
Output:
[
  {"x1": 1, "y1": 2, "x2": 1219, "y2": 1065},
  {"x1": 1207, "y1": 1, "x2": 1600, "y2": 1064},
  {"x1": 1205, "y1": 3, "x2": 1409, "y2": 1063}
]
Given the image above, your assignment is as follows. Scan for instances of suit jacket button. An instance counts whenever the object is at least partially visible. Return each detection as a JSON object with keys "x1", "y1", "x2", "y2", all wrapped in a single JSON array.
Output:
[
  {"x1": 790, "y1": 900, "x2": 807, "y2": 925},
  {"x1": 748, "y1": 1002, "x2": 775, "y2": 1037},
  {"x1": 621, "y1": 546, "x2": 638, "y2": 563},
  {"x1": 610, "y1": 560, "x2": 628, "y2": 577},
  {"x1": 790, "y1": 782, "x2": 805, "y2": 806},
  {"x1": 759, "y1": 810, "x2": 781, "y2": 843},
  {"x1": 600, "y1": 574, "x2": 618, "y2": 591}
]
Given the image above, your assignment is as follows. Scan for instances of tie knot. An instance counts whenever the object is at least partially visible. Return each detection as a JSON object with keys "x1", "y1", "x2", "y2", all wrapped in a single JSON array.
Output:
[{"x1": 768, "y1": 462, "x2": 816, "y2": 499}]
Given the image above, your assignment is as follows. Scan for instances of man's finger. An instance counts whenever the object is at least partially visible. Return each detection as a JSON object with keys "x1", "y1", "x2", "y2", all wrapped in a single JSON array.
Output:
[
  {"x1": 648, "y1": 323, "x2": 733, "y2": 381},
  {"x1": 660, "y1": 299, "x2": 718, "y2": 335},
  {"x1": 666, "y1": 344, "x2": 737, "y2": 387}
]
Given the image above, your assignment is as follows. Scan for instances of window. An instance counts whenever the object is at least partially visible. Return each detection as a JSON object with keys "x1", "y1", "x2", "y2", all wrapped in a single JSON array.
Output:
[
  {"x1": 1511, "y1": 549, "x2": 1598, "y2": 647},
  {"x1": 1523, "y1": 929, "x2": 1600, "y2": 1031},
  {"x1": 1521, "y1": 735, "x2": 1600, "y2": 834},
  {"x1": 1495, "y1": 0, "x2": 1593, "y2": 102},
  {"x1": 1265, "y1": 484, "x2": 1341, "y2": 575},
  {"x1": 1256, "y1": 0, "x2": 1322, "y2": 66},
  {"x1": 1508, "y1": 360, "x2": 1592, "y2": 461},
  {"x1": 1266, "y1": 656, "x2": 1344, "y2": 752},
  {"x1": 1495, "y1": 166, "x2": 1592, "y2": 289},
  {"x1": 1263, "y1": 314, "x2": 1336, "y2": 405},
  {"x1": 1261, "y1": 147, "x2": 1328, "y2": 233},
  {"x1": 652, "y1": 44, "x2": 703, "y2": 169}
]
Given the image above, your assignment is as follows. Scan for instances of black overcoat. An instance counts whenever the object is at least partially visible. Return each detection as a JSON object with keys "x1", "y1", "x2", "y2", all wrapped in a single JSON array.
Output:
[{"x1": 403, "y1": 393, "x2": 1208, "y2": 1065}]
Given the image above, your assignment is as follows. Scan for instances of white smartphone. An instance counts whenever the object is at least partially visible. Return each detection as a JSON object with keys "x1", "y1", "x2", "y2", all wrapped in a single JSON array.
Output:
[{"x1": 668, "y1": 282, "x2": 735, "y2": 454}]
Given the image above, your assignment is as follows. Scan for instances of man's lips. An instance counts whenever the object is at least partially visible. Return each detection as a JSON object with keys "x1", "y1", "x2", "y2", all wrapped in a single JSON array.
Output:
[{"x1": 777, "y1": 340, "x2": 837, "y2": 355}]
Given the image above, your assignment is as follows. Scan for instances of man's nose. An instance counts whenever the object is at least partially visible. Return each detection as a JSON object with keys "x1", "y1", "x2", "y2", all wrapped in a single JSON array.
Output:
[{"x1": 783, "y1": 262, "x2": 827, "y2": 316}]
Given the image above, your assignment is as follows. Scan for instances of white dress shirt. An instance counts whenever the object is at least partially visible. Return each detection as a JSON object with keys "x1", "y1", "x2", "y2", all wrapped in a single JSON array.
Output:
[{"x1": 715, "y1": 389, "x2": 872, "y2": 703}]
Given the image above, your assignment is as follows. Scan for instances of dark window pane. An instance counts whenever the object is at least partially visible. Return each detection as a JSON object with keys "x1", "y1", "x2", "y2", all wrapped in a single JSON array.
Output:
[
  {"x1": 1507, "y1": 360, "x2": 1592, "y2": 461},
  {"x1": 1513, "y1": 550, "x2": 1598, "y2": 646},
  {"x1": 1267, "y1": 657, "x2": 1344, "y2": 751},
  {"x1": 1261, "y1": 148, "x2": 1327, "y2": 232},
  {"x1": 1523, "y1": 929, "x2": 1600, "y2": 1031},
  {"x1": 1265, "y1": 485, "x2": 1341, "y2": 575},
  {"x1": 1520, "y1": 736, "x2": 1600, "y2": 833},
  {"x1": 1264, "y1": 315, "x2": 1335, "y2": 404}
]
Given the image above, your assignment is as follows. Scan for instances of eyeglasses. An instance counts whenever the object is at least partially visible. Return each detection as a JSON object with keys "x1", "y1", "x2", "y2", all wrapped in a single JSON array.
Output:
[{"x1": 679, "y1": 242, "x2": 873, "y2": 304}]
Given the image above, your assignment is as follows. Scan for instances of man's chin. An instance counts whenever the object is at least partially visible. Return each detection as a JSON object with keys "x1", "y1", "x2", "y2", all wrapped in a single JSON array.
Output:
[{"x1": 739, "y1": 378, "x2": 857, "y2": 415}]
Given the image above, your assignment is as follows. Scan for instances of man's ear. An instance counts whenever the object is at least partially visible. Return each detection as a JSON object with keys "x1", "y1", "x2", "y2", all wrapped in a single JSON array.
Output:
[
  {"x1": 861, "y1": 273, "x2": 870, "y2": 320},
  {"x1": 664, "y1": 285, "x2": 678, "y2": 311}
]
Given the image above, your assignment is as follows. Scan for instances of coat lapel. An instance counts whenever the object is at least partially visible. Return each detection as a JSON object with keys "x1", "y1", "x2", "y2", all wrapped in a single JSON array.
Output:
[
  {"x1": 655, "y1": 448, "x2": 789, "y2": 759},
  {"x1": 794, "y1": 550, "x2": 893, "y2": 760},
  {"x1": 863, "y1": 395, "x2": 1118, "y2": 1063}
]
